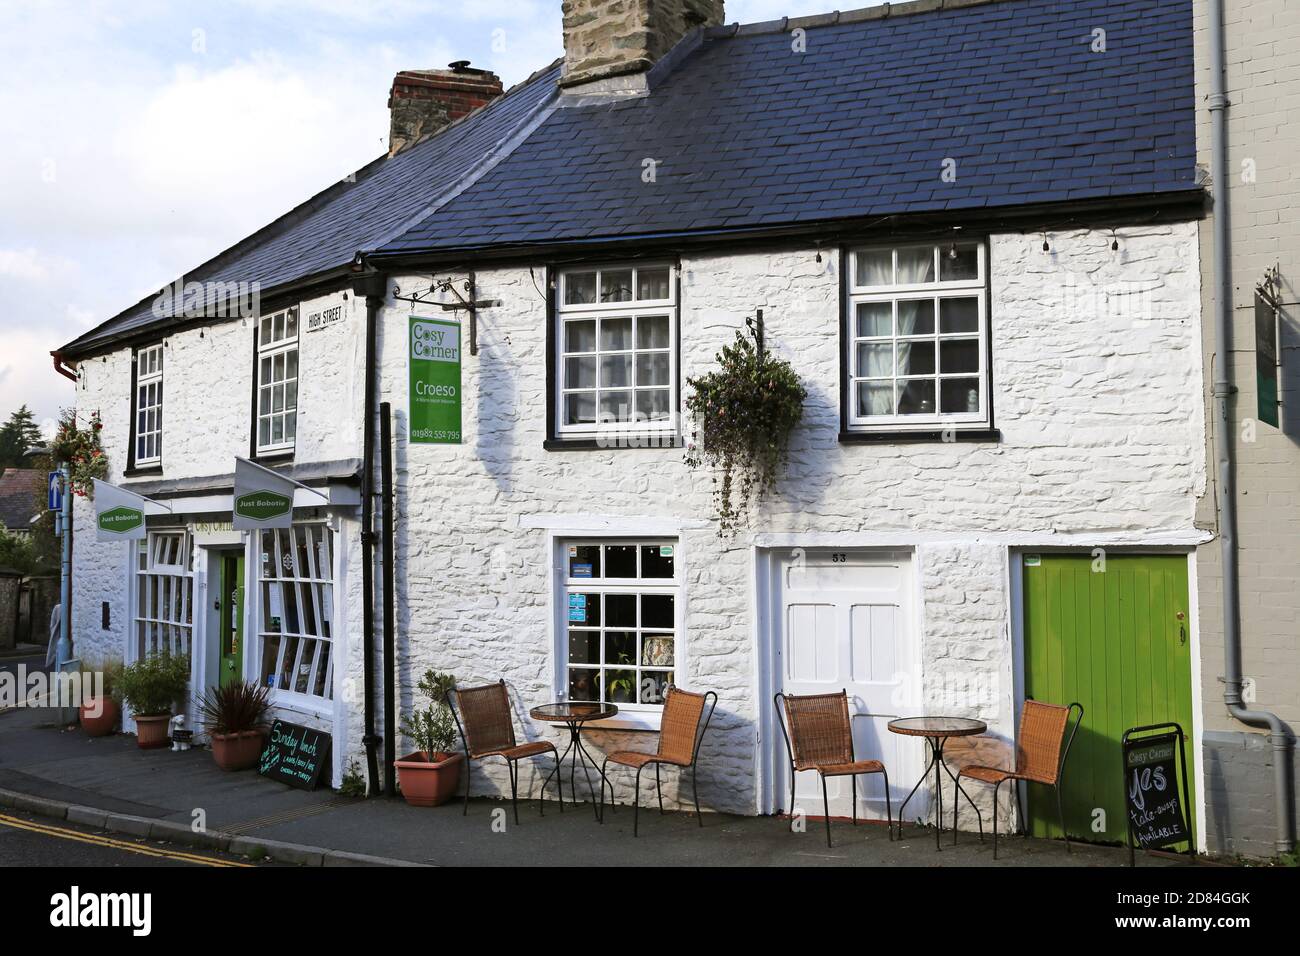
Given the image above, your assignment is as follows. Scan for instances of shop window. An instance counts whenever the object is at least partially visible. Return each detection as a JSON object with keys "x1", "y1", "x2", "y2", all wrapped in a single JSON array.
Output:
[
  {"x1": 256, "y1": 307, "x2": 299, "y2": 455},
  {"x1": 134, "y1": 531, "x2": 193, "y2": 657},
  {"x1": 561, "y1": 539, "x2": 679, "y2": 709},
  {"x1": 134, "y1": 344, "x2": 164, "y2": 466},
  {"x1": 258, "y1": 524, "x2": 333, "y2": 701},
  {"x1": 846, "y1": 242, "x2": 990, "y2": 431}
]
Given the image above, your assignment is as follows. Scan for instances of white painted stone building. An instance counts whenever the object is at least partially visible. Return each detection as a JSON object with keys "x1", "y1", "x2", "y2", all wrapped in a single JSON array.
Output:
[{"x1": 57, "y1": 0, "x2": 1213, "y2": 840}]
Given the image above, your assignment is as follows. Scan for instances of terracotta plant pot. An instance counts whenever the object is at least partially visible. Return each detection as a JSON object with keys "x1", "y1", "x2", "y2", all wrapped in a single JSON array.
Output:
[
  {"x1": 394, "y1": 751, "x2": 464, "y2": 807},
  {"x1": 79, "y1": 696, "x2": 119, "y2": 737},
  {"x1": 209, "y1": 730, "x2": 267, "y2": 771},
  {"x1": 133, "y1": 713, "x2": 173, "y2": 749}
]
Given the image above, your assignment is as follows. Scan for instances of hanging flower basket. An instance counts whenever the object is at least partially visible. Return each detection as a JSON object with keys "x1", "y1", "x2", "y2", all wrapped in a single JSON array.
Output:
[
  {"x1": 685, "y1": 318, "x2": 807, "y2": 536},
  {"x1": 51, "y1": 409, "x2": 108, "y2": 499}
]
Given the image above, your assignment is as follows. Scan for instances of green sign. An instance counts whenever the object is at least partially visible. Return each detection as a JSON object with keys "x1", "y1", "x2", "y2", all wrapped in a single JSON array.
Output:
[
  {"x1": 1255, "y1": 291, "x2": 1279, "y2": 428},
  {"x1": 97, "y1": 506, "x2": 143, "y2": 535},
  {"x1": 409, "y1": 317, "x2": 461, "y2": 444},
  {"x1": 235, "y1": 490, "x2": 292, "y2": 522}
]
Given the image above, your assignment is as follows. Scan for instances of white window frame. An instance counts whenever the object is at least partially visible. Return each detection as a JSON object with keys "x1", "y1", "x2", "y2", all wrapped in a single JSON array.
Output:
[
  {"x1": 846, "y1": 242, "x2": 990, "y2": 431},
  {"x1": 256, "y1": 523, "x2": 334, "y2": 707},
  {"x1": 256, "y1": 307, "x2": 300, "y2": 455},
  {"x1": 134, "y1": 344, "x2": 163, "y2": 466},
  {"x1": 134, "y1": 530, "x2": 193, "y2": 658},
  {"x1": 558, "y1": 537, "x2": 682, "y2": 716},
  {"x1": 555, "y1": 263, "x2": 678, "y2": 439}
]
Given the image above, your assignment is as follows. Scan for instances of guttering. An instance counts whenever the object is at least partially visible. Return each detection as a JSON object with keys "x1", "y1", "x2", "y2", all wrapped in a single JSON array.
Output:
[
  {"x1": 50, "y1": 352, "x2": 77, "y2": 382},
  {"x1": 352, "y1": 268, "x2": 388, "y2": 796},
  {"x1": 1206, "y1": 0, "x2": 1294, "y2": 855}
]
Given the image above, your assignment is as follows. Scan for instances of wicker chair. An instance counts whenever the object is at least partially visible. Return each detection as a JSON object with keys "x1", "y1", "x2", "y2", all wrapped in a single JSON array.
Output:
[
  {"x1": 953, "y1": 699, "x2": 1083, "y2": 859},
  {"x1": 599, "y1": 686, "x2": 718, "y2": 837},
  {"x1": 774, "y1": 690, "x2": 893, "y2": 848},
  {"x1": 449, "y1": 680, "x2": 562, "y2": 824}
]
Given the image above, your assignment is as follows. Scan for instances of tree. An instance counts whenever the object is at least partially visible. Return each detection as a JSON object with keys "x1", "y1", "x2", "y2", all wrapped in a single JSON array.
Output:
[{"x1": 0, "y1": 405, "x2": 43, "y2": 469}]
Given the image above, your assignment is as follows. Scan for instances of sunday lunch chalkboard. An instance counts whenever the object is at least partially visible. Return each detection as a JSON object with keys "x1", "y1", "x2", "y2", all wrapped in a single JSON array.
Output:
[
  {"x1": 1123, "y1": 731, "x2": 1189, "y2": 850},
  {"x1": 259, "y1": 720, "x2": 330, "y2": 790}
]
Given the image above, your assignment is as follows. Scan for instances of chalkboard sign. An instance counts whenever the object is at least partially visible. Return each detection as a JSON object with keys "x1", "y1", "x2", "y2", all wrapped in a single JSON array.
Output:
[
  {"x1": 258, "y1": 720, "x2": 330, "y2": 790},
  {"x1": 1123, "y1": 731, "x2": 1189, "y2": 851}
]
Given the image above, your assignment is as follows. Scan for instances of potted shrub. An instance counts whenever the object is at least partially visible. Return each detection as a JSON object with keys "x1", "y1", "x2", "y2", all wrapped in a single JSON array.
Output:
[
  {"x1": 394, "y1": 670, "x2": 463, "y2": 807},
  {"x1": 79, "y1": 658, "x2": 122, "y2": 737},
  {"x1": 117, "y1": 652, "x2": 190, "y2": 749},
  {"x1": 198, "y1": 681, "x2": 271, "y2": 771}
]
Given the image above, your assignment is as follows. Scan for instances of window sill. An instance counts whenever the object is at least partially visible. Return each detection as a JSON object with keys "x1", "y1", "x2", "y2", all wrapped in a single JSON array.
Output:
[
  {"x1": 839, "y1": 427, "x2": 1001, "y2": 445},
  {"x1": 544, "y1": 436, "x2": 682, "y2": 452},
  {"x1": 583, "y1": 711, "x2": 662, "y2": 732},
  {"x1": 122, "y1": 464, "x2": 163, "y2": 478}
]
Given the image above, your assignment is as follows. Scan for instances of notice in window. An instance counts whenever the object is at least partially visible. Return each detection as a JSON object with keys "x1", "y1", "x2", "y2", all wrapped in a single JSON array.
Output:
[{"x1": 409, "y1": 317, "x2": 462, "y2": 444}]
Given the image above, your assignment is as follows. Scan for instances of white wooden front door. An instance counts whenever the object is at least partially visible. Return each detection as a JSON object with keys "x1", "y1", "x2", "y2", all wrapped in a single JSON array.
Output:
[{"x1": 774, "y1": 549, "x2": 917, "y2": 821}]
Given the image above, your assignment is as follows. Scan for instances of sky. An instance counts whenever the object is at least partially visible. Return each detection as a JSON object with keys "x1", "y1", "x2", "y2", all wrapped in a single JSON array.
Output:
[{"x1": 0, "y1": 0, "x2": 847, "y2": 437}]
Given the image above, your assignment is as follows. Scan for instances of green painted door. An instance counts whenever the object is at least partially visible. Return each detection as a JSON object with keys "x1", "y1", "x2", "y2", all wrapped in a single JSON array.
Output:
[
  {"x1": 1023, "y1": 554, "x2": 1194, "y2": 849},
  {"x1": 219, "y1": 554, "x2": 245, "y2": 689}
]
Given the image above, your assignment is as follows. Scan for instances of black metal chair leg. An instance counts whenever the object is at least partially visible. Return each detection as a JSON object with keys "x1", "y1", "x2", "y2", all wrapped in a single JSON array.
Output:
[
  {"x1": 509, "y1": 759, "x2": 520, "y2": 826},
  {"x1": 993, "y1": 778, "x2": 1002, "y2": 860},
  {"x1": 693, "y1": 762, "x2": 703, "y2": 826},
  {"x1": 555, "y1": 751, "x2": 564, "y2": 813},
  {"x1": 1056, "y1": 783, "x2": 1071, "y2": 853},
  {"x1": 1014, "y1": 781, "x2": 1024, "y2": 836},
  {"x1": 634, "y1": 766, "x2": 644, "y2": 837},
  {"x1": 851, "y1": 775, "x2": 858, "y2": 828},
  {"x1": 882, "y1": 769, "x2": 893, "y2": 841},
  {"x1": 821, "y1": 774, "x2": 832, "y2": 849},
  {"x1": 462, "y1": 756, "x2": 472, "y2": 816},
  {"x1": 598, "y1": 757, "x2": 609, "y2": 825},
  {"x1": 953, "y1": 773, "x2": 960, "y2": 846},
  {"x1": 656, "y1": 763, "x2": 664, "y2": 814},
  {"x1": 789, "y1": 769, "x2": 797, "y2": 833}
]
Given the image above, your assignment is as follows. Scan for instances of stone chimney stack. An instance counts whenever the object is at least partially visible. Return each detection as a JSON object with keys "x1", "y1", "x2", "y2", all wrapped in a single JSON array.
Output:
[
  {"x1": 387, "y1": 61, "x2": 504, "y2": 156},
  {"x1": 560, "y1": 0, "x2": 725, "y2": 89}
]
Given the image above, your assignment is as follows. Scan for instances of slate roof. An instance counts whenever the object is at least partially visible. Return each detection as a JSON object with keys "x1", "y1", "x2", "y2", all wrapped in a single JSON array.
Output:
[
  {"x1": 379, "y1": 0, "x2": 1197, "y2": 254},
  {"x1": 0, "y1": 468, "x2": 40, "y2": 532},
  {"x1": 61, "y1": 0, "x2": 1197, "y2": 358}
]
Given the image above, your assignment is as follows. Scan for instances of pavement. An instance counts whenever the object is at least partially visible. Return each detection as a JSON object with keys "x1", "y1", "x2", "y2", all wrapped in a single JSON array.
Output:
[{"x1": 0, "y1": 704, "x2": 1172, "y2": 867}]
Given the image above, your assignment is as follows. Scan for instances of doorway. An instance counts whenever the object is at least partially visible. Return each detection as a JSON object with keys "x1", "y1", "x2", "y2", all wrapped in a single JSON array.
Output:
[
  {"x1": 1021, "y1": 553, "x2": 1195, "y2": 849},
  {"x1": 216, "y1": 552, "x2": 246, "y2": 689},
  {"x1": 769, "y1": 549, "x2": 918, "y2": 822}
]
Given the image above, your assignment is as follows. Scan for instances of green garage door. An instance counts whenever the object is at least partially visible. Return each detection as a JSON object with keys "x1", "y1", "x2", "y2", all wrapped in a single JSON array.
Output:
[{"x1": 1023, "y1": 554, "x2": 1195, "y2": 849}]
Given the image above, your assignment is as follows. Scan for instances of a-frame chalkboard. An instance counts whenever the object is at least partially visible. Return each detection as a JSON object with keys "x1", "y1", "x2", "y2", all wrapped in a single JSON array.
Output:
[
  {"x1": 258, "y1": 719, "x2": 331, "y2": 790},
  {"x1": 1122, "y1": 722, "x2": 1195, "y2": 864}
]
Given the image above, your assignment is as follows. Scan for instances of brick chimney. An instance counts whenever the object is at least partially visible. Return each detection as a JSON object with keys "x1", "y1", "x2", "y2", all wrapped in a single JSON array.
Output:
[
  {"x1": 560, "y1": 0, "x2": 725, "y2": 89},
  {"x1": 387, "y1": 61, "x2": 503, "y2": 156}
]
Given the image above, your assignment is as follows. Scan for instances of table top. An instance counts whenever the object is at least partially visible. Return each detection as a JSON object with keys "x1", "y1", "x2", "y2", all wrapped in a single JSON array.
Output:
[
  {"x1": 887, "y1": 716, "x2": 987, "y2": 738},
  {"x1": 530, "y1": 702, "x2": 619, "y2": 723}
]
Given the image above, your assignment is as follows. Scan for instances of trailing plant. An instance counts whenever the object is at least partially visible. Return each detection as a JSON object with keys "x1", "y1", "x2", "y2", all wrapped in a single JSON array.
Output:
[
  {"x1": 198, "y1": 680, "x2": 271, "y2": 735},
  {"x1": 51, "y1": 409, "x2": 108, "y2": 499},
  {"x1": 117, "y1": 651, "x2": 190, "y2": 717},
  {"x1": 399, "y1": 670, "x2": 457, "y2": 759},
  {"x1": 684, "y1": 318, "x2": 807, "y2": 536}
]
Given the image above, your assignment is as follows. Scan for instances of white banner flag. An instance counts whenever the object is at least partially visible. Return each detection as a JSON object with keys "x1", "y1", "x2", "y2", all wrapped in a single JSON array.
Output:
[
  {"x1": 232, "y1": 458, "x2": 325, "y2": 530},
  {"x1": 93, "y1": 480, "x2": 168, "y2": 542}
]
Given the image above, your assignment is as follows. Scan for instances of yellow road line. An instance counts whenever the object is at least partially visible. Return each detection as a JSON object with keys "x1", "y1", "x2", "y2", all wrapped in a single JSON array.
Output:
[{"x1": 0, "y1": 813, "x2": 251, "y2": 867}]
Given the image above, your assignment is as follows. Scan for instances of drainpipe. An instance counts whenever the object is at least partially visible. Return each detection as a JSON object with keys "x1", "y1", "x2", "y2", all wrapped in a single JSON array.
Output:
[
  {"x1": 354, "y1": 270, "x2": 387, "y2": 796},
  {"x1": 1207, "y1": 0, "x2": 1295, "y2": 855},
  {"x1": 380, "y1": 402, "x2": 397, "y2": 796}
]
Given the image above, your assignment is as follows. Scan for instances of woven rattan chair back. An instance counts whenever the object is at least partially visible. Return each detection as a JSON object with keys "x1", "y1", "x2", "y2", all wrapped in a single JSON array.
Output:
[
  {"x1": 656, "y1": 686, "x2": 709, "y2": 765},
  {"x1": 1016, "y1": 699, "x2": 1071, "y2": 784},
  {"x1": 455, "y1": 681, "x2": 517, "y2": 757},
  {"x1": 781, "y1": 691, "x2": 853, "y2": 771}
]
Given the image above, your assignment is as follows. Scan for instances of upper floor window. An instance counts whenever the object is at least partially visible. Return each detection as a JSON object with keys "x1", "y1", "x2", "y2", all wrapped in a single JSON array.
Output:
[
  {"x1": 134, "y1": 344, "x2": 164, "y2": 466},
  {"x1": 256, "y1": 307, "x2": 299, "y2": 455},
  {"x1": 846, "y1": 242, "x2": 989, "y2": 431},
  {"x1": 555, "y1": 264, "x2": 677, "y2": 440}
]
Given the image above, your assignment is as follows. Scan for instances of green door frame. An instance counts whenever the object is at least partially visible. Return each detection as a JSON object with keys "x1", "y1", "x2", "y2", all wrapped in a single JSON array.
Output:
[
  {"x1": 218, "y1": 552, "x2": 246, "y2": 689},
  {"x1": 1017, "y1": 552, "x2": 1196, "y2": 851}
]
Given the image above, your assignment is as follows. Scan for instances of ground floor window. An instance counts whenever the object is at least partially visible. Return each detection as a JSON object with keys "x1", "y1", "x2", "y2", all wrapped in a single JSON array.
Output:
[
  {"x1": 258, "y1": 524, "x2": 333, "y2": 701},
  {"x1": 134, "y1": 531, "x2": 193, "y2": 657},
  {"x1": 561, "y1": 539, "x2": 679, "y2": 709}
]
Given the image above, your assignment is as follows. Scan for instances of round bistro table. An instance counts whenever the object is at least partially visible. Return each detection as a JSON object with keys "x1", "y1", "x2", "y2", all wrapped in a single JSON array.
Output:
[
  {"x1": 530, "y1": 702, "x2": 618, "y2": 821},
  {"x1": 888, "y1": 716, "x2": 987, "y2": 850}
]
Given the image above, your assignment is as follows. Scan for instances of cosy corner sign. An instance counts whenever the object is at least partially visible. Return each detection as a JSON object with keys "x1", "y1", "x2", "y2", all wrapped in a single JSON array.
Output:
[
  {"x1": 409, "y1": 316, "x2": 461, "y2": 444},
  {"x1": 93, "y1": 480, "x2": 169, "y2": 541},
  {"x1": 233, "y1": 457, "x2": 327, "y2": 530}
]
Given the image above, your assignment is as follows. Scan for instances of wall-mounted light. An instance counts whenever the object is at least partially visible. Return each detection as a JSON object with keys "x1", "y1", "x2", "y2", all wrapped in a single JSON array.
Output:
[
  {"x1": 1110, "y1": 229, "x2": 1119, "y2": 252},
  {"x1": 1042, "y1": 233, "x2": 1050, "y2": 253}
]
